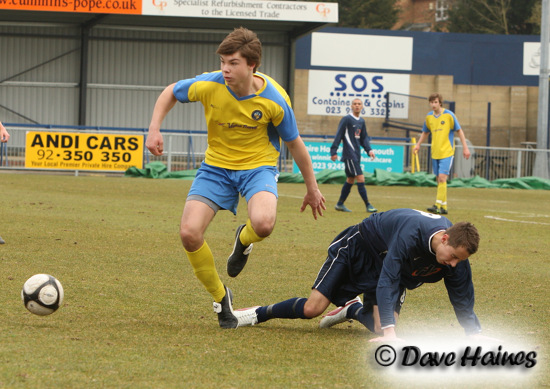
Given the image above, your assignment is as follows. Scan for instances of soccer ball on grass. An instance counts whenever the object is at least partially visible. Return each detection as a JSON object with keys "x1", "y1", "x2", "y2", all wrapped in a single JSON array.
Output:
[{"x1": 21, "y1": 274, "x2": 64, "y2": 316}]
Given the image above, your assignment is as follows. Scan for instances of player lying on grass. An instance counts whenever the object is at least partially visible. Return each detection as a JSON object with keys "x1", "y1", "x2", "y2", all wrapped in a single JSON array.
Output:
[{"x1": 235, "y1": 208, "x2": 485, "y2": 341}]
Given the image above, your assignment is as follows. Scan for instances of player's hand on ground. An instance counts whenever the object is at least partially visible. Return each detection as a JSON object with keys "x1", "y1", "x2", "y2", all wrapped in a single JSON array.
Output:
[
  {"x1": 467, "y1": 333, "x2": 502, "y2": 342},
  {"x1": 301, "y1": 189, "x2": 326, "y2": 220},
  {"x1": 368, "y1": 335, "x2": 404, "y2": 343},
  {"x1": 146, "y1": 131, "x2": 164, "y2": 156},
  {"x1": 369, "y1": 327, "x2": 404, "y2": 342}
]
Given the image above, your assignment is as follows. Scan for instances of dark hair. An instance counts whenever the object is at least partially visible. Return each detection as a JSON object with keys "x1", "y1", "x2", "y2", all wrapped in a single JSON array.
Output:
[
  {"x1": 216, "y1": 27, "x2": 262, "y2": 73},
  {"x1": 429, "y1": 93, "x2": 443, "y2": 104},
  {"x1": 445, "y1": 222, "x2": 480, "y2": 255}
]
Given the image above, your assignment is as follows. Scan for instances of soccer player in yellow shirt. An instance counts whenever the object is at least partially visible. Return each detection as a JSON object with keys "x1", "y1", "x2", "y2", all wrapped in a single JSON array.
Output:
[
  {"x1": 146, "y1": 27, "x2": 326, "y2": 329},
  {"x1": 413, "y1": 93, "x2": 471, "y2": 214}
]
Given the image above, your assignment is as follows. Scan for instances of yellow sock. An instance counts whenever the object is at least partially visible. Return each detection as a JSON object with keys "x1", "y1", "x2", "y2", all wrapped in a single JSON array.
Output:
[
  {"x1": 185, "y1": 241, "x2": 225, "y2": 302},
  {"x1": 436, "y1": 181, "x2": 447, "y2": 210},
  {"x1": 239, "y1": 219, "x2": 265, "y2": 247},
  {"x1": 441, "y1": 181, "x2": 447, "y2": 210}
]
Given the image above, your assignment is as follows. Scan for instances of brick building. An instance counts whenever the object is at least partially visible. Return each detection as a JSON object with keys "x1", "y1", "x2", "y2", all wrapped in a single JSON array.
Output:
[{"x1": 394, "y1": 0, "x2": 450, "y2": 31}]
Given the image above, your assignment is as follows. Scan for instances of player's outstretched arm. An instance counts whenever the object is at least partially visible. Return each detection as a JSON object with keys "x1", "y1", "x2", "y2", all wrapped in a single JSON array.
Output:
[
  {"x1": 146, "y1": 83, "x2": 178, "y2": 156},
  {"x1": 285, "y1": 137, "x2": 326, "y2": 219}
]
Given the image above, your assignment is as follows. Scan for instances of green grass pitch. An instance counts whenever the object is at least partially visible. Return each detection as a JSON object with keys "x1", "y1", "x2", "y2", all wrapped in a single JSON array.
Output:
[{"x1": 0, "y1": 173, "x2": 548, "y2": 388}]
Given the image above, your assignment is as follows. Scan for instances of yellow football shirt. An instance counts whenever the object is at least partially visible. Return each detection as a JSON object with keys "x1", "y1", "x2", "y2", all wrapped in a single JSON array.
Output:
[
  {"x1": 173, "y1": 71, "x2": 299, "y2": 170},
  {"x1": 422, "y1": 109, "x2": 462, "y2": 160}
]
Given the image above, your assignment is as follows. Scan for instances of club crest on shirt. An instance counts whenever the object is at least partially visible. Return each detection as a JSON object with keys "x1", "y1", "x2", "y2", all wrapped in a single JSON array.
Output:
[
  {"x1": 440, "y1": 120, "x2": 445, "y2": 125},
  {"x1": 251, "y1": 110, "x2": 263, "y2": 121},
  {"x1": 412, "y1": 264, "x2": 442, "y2": 277}
]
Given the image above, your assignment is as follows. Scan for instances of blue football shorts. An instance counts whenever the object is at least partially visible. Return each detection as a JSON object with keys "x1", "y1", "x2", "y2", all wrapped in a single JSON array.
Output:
[
  {"x1": 312, "y1": 224, "x2": 406, "y2": 313},
  {"x1": 432, "y1": 155, "x2": 454, "y2": 176},
  {"x1": 187, "y1": 162, "x2": 279, "y2": 215},
  {"x1": 312, "y1": 224, "x2": 374, "y2": 306},
  {"x1": 344, "y1": 159, "x2": 363, "y2": 178}
]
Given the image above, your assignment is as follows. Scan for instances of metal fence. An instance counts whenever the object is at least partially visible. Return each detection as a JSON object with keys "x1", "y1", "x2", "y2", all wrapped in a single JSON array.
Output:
[
  {"x1": 382, "y1": 91, "x2": 456, "y2": 137},
  {"x1": 417, "y1": 143, "x2": 543, "y2": 181},
  {"x1": 1, "y1": 124, "x2": 549, "y2": 181}
]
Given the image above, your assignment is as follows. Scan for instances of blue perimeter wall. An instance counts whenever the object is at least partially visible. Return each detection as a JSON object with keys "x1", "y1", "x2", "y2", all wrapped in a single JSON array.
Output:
[{"x1": 296, "y1": 27, "x2": 540, "y2": 87}]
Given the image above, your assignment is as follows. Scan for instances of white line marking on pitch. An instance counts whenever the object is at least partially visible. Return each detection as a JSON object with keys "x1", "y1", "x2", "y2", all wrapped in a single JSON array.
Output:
[
  {"x1": 483, "y1": 210, "x2": 549, "y2": 218},
  {"x1": 485, "y1": 216, "x2": 550, "y2": 226}
]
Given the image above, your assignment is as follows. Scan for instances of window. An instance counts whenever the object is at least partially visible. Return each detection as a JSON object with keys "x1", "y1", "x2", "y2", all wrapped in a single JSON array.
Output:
[{"x1": 435, "y1": 0, "x2": 449, "y2": 22}]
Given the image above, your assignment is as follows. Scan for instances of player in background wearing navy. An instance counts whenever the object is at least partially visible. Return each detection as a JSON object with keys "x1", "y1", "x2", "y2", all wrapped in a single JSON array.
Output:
[
  {"x1": 413, "y1": 93, "x2": 471, "y2": 215},
  {"x1": 330, "y1": 98, "x2": 377, "y2": 213},
  {"x1": 0, "y1": 121, "x2": 10, "y2": 244},
  {"x1": 235, "y1": 209, "x2": 487, "y2": 342},
  {"x1": 146, "y1": 28, "x2": 326, "y2": 329}
]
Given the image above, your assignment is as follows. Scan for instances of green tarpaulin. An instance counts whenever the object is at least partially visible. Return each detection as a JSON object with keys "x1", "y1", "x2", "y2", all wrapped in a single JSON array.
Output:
[
  {"x1": 125, "y1": 162, "x2": 550, "y2": 190},
  {"x1": 125, "y1": 162, "x2": 198, "y2": 180}
]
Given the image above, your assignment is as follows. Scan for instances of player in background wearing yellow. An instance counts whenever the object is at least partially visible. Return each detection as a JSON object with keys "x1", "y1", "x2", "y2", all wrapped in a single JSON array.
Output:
[
  {"x1": 0, "y1": 121, "x2": 10, "y2": 244},
  {"x1": 146, "y1": 27, "x2": 326, "y2": 329},
  {"x1": 413, "y1": 93, "x2": 471, "y2": 214}
]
